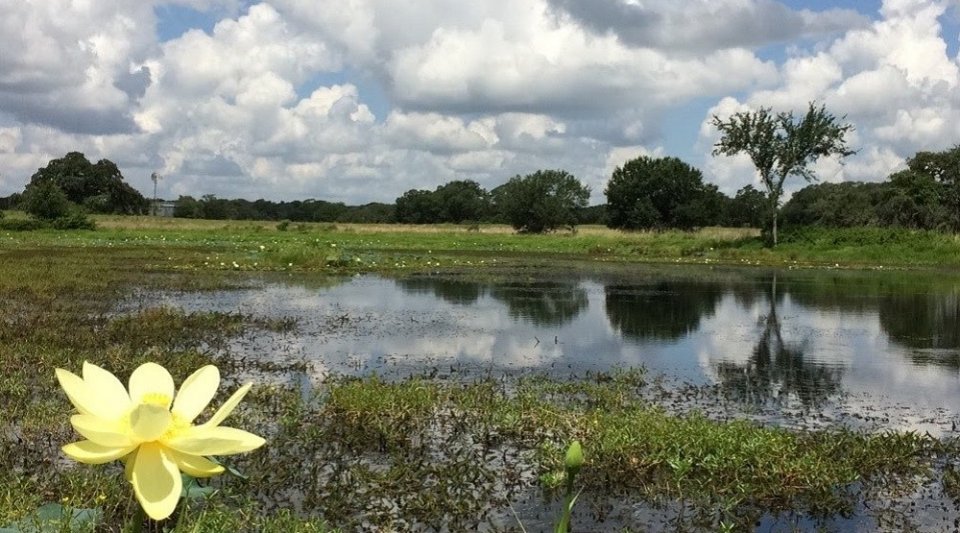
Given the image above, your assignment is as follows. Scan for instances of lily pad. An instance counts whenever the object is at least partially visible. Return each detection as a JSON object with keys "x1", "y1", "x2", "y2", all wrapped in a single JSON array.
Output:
[{"x1": 0, "y1": 503, "x2": 100, "y2": 532}]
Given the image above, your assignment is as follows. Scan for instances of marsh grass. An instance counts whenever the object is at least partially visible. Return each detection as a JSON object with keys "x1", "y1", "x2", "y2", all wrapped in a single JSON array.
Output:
[
  {"x1": 3, "y1": 219, "x2": 960, "y2": 531},
  {"x1": 0, "y1": 244, "x2": 323, "y2": 530},
  {"x1": 252, "y1": 373, "x2": 943, "y2": 530}
]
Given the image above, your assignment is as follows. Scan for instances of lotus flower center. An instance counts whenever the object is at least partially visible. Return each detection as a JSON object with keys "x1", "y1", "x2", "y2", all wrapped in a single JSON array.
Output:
[
  {"x1": 140, "y1": 392, "x2": 172, "y2": 408},
  {"x1": 130, "y1": 403, "x2": 172, "y2": 442}
]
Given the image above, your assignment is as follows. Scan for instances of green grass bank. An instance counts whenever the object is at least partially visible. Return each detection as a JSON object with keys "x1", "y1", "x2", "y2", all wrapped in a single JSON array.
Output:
[{"x1": 4, "y1": 212, "x2": 960, "y2": 272}]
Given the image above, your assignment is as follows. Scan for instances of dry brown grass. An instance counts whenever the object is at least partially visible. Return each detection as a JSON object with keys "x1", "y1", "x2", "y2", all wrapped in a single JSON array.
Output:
[
  {"x1": 87, "y1": 214, "x2": 760, "y2": 240},
  {"x1": 575, "y1": 225, "x2": 759, "y2": 239},
  {"x1": 315, "y1": 221, "x2": 764, "y2": 242},
  {"x1": 90, "y1": 214, "x2": 276, "y2": 231}
]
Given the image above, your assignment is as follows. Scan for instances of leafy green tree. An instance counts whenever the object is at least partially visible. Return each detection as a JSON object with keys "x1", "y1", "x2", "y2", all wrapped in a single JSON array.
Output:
[
  {"x1": 876, "y1": 170, "x2": 945, "y2": 229},
  {"x1": 22, "y1": 180, "x2": 73, "y2": 220},
  {"x1": 712, "y1": 102, "x2": 854, "y2": 246},
  {"x1": 0, "y1": 192, "x2": 21, "y2": 211},
  {"x1": 674, "y1": 181, "x2": 728, "y2": 229},
  {"x1": 605, "y1": 156, "x2": 719, "y2": 230},
  {"x1": 197, "y1": 194, "x2": 236, "y2": 220},
  {"x1": 19, "y1": 180, "x2": 94, "y2": 228},
  {"x1": 27, "y1": 152, "x2": 149, "y2": 214},
  {"x1": 493, "y1": 170, "x2": 590, "y2": 233},
  {"x1": 781, "y1": 181, "x2": 882, "y2": 228},
  {"x1": 727, "y1": 185, "x2": 767, "y2": 227},
  {"x1": 905, "y1": 146, "x2": 960, "y2": 231},
  {"x1": 394, "y1": 189, "x2": 442, "y2": 223},
  {"x1": 305, "y1": 199, "x2": 348, "y2": 222},
  {"x1": 344, "y1": 202, "x2": 394, "y2": 223},
  {"x1": 576, "y1": 204, "x2": 607, "y2": 225},
  {"x1": 434, "y1": 180, "x2": 491, "y2": 223},
  {"x1": 173, "y1": 196, "x2": 204, "y2": 218},
  {"x1": 393, "y1": 180, "x2": 490, "y2": 224}
]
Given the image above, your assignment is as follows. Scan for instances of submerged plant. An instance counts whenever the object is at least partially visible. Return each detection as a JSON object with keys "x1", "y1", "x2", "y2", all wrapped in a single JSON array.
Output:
[{"x1": 55, "y1": 361, "x2": 265, "y2": 520}]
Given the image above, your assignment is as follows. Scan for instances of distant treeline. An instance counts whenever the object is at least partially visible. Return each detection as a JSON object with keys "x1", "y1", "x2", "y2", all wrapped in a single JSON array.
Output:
[
  {"x1": 168, "y1": 174, "x2": 608, "y2": 229},
  {"x1": 161, "y1": 183, "x2": 754, "y2": 228},
  {"x1": 172, "y1": 195, "x2": 396, "y2": 223},
  {"x1": 169, "y1": 191, "x2": 609, "y2": 226},
  {"x1": 782, "y1": 169, "x2": 959, "y2": 231},
  {"x1": 147, "y1": 145, "x2": 960, "y2": 233},
  {"x1": 3, "y1": 146, "x2": 958, "y2": 234},
  {"x1": 783, "y1": 146, "x2": 960, "y2": 232}
]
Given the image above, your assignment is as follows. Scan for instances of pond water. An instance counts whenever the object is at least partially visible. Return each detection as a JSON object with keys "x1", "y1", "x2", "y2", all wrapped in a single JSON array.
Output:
[
  {"x1": 141, "y1": 264, "x2": 960, "y2": 436},
  {"x1": 133, "y1": 264, "x2": 960, "y2": 530}
]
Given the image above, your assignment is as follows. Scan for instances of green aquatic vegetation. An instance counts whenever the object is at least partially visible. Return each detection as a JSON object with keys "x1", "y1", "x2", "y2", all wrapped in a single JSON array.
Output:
[
  {"x1": 2, "y1": 226, "x2": 960, "y2": 530},
  {"x1": 106, "y1": 307, "x2": 297, "y2": 353},
  {"x1": 0, "y1": 244, "x2": 309, "y2": 530},
  {"x1": 306, "y1": 375, "x2": 941, "y2": 529},
  {"x1": 323, "y1": 376, "x2": 445, "y2": 451}
]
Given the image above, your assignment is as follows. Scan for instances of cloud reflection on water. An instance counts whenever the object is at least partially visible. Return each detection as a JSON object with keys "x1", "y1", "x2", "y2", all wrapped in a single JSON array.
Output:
[{"x1": 144, "y1": 267, "x2": 960, "y2": 432}]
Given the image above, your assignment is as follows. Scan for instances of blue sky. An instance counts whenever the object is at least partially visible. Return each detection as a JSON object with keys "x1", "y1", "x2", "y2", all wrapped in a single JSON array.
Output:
[
  {"x1": 155, "y1": 4, "x2": 221, "y2": 41},
  {"x1": 1, "y1": 0, "x2": 959, "y2": 204}
]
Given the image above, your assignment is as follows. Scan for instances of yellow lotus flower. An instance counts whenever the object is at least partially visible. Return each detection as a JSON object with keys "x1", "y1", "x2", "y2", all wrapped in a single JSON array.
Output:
[{"x1": 56, "y1": 361, "x2": 265, "y2": 520}]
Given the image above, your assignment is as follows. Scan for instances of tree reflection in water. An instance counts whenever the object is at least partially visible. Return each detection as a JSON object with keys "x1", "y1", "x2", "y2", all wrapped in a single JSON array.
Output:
[
  {"x1": 715, "y1": 275, "x2": 844, "y2": 408},
  {"x1": 785, "y1": 271, "x2": 960, "y2": 370},
  {"x1": 488, "y1": 281, "x2": 588, "y2": 327},
  {"x1": 879, "y1": 290, "x2": 960, "y2": 368},
  {"x1": 604, "y1": 281, "x2": 724, "y2": 341},
  {"x1": 396, "y1": 277, "x2": 485, "y2": 305},
  {"x1": 396, "y1": 276, "x2": 589, "y2": 326}
]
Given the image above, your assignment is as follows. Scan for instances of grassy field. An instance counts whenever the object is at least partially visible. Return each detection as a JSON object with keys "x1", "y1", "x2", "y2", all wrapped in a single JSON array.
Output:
[
  {"x1": 2, "y1": 214, "x2": 960, "y2": 530},
  {"x1": 4, "y1": 211, "x2": 960, "y2": 272}
]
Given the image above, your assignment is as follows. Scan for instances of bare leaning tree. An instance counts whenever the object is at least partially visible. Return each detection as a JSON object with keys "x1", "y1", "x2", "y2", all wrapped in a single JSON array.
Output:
[{"x1": 712, "y1": 102, "x2": 855, "y2": 247}]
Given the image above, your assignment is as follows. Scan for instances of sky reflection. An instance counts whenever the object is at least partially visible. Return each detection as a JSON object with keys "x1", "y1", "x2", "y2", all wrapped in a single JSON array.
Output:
[{"x1": 143, "y1": 267, "x2": 960, "y2": 433}]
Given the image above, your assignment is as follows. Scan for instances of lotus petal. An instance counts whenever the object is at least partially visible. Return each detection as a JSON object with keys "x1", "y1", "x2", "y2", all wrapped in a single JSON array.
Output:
[
  {"x1": 201, "y1": 382, "x2": 252, "y2": 428},
  {"x1": 63, "y1": 440, "x2": 136, "y2": 465},
  {"x1": 168, "y1": 449, "x2": 225, "y2": 477},
  {"x1": 167, "y1": 426, "x2": 265, "y2": 456},
  {"x1": 70, "y1": 414, "x2": 134, "y2": 448},
  {"x1": 172, "y1": 365, "x2": 219, "y2": 423},
  {"x1": 129, "y1": 362, "x2": 174, "y2": 408},
  {"x1": 81, "y1": 362, "x2": 131, "y2": 419},
  {"x1": 131, "y1": 443, "x2": 182, "y2": 520}
]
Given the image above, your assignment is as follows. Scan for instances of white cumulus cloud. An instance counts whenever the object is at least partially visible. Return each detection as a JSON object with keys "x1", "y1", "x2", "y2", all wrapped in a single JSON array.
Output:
[{"x1": 0, "y1": 0, "x2": 958, "y2": 206}]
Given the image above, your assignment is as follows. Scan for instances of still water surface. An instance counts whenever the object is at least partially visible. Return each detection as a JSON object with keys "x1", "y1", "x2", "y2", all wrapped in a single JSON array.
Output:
[{"x1": 144, "y1": 265, "x2": 960, "y2": 434}]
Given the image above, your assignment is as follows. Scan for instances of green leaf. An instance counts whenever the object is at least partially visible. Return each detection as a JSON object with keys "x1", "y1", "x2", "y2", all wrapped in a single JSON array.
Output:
[
  {"x1": 208, "y1": 456, "x2": 249, "y2": 480},
  {"x1": 1, "y1": 503, "x2": 101, "y2": 532},
  {"x1": 180, "y1": 475, "x2": 215, "y2": 501}
]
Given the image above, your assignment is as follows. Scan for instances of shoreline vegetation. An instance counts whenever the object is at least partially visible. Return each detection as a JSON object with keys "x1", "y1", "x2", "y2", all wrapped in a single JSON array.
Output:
[
  {"x1": 3, "y1": 214, "x2": 960, "y2": 530},
  {"x1": 3, "y1": 211, "x2": 960, "y2": 271}
]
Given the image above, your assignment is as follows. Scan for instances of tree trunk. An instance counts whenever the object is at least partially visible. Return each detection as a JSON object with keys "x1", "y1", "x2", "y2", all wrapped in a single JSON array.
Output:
[
  {"x1": 762, "y1": 194, "x2": 779, "y2": 248},
  {"x1": 766, "y1": 181, "x2": 781, "y2": 248},
  {"x1": 772, "y1": 209, "x2": 778, "y2": 247}
]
